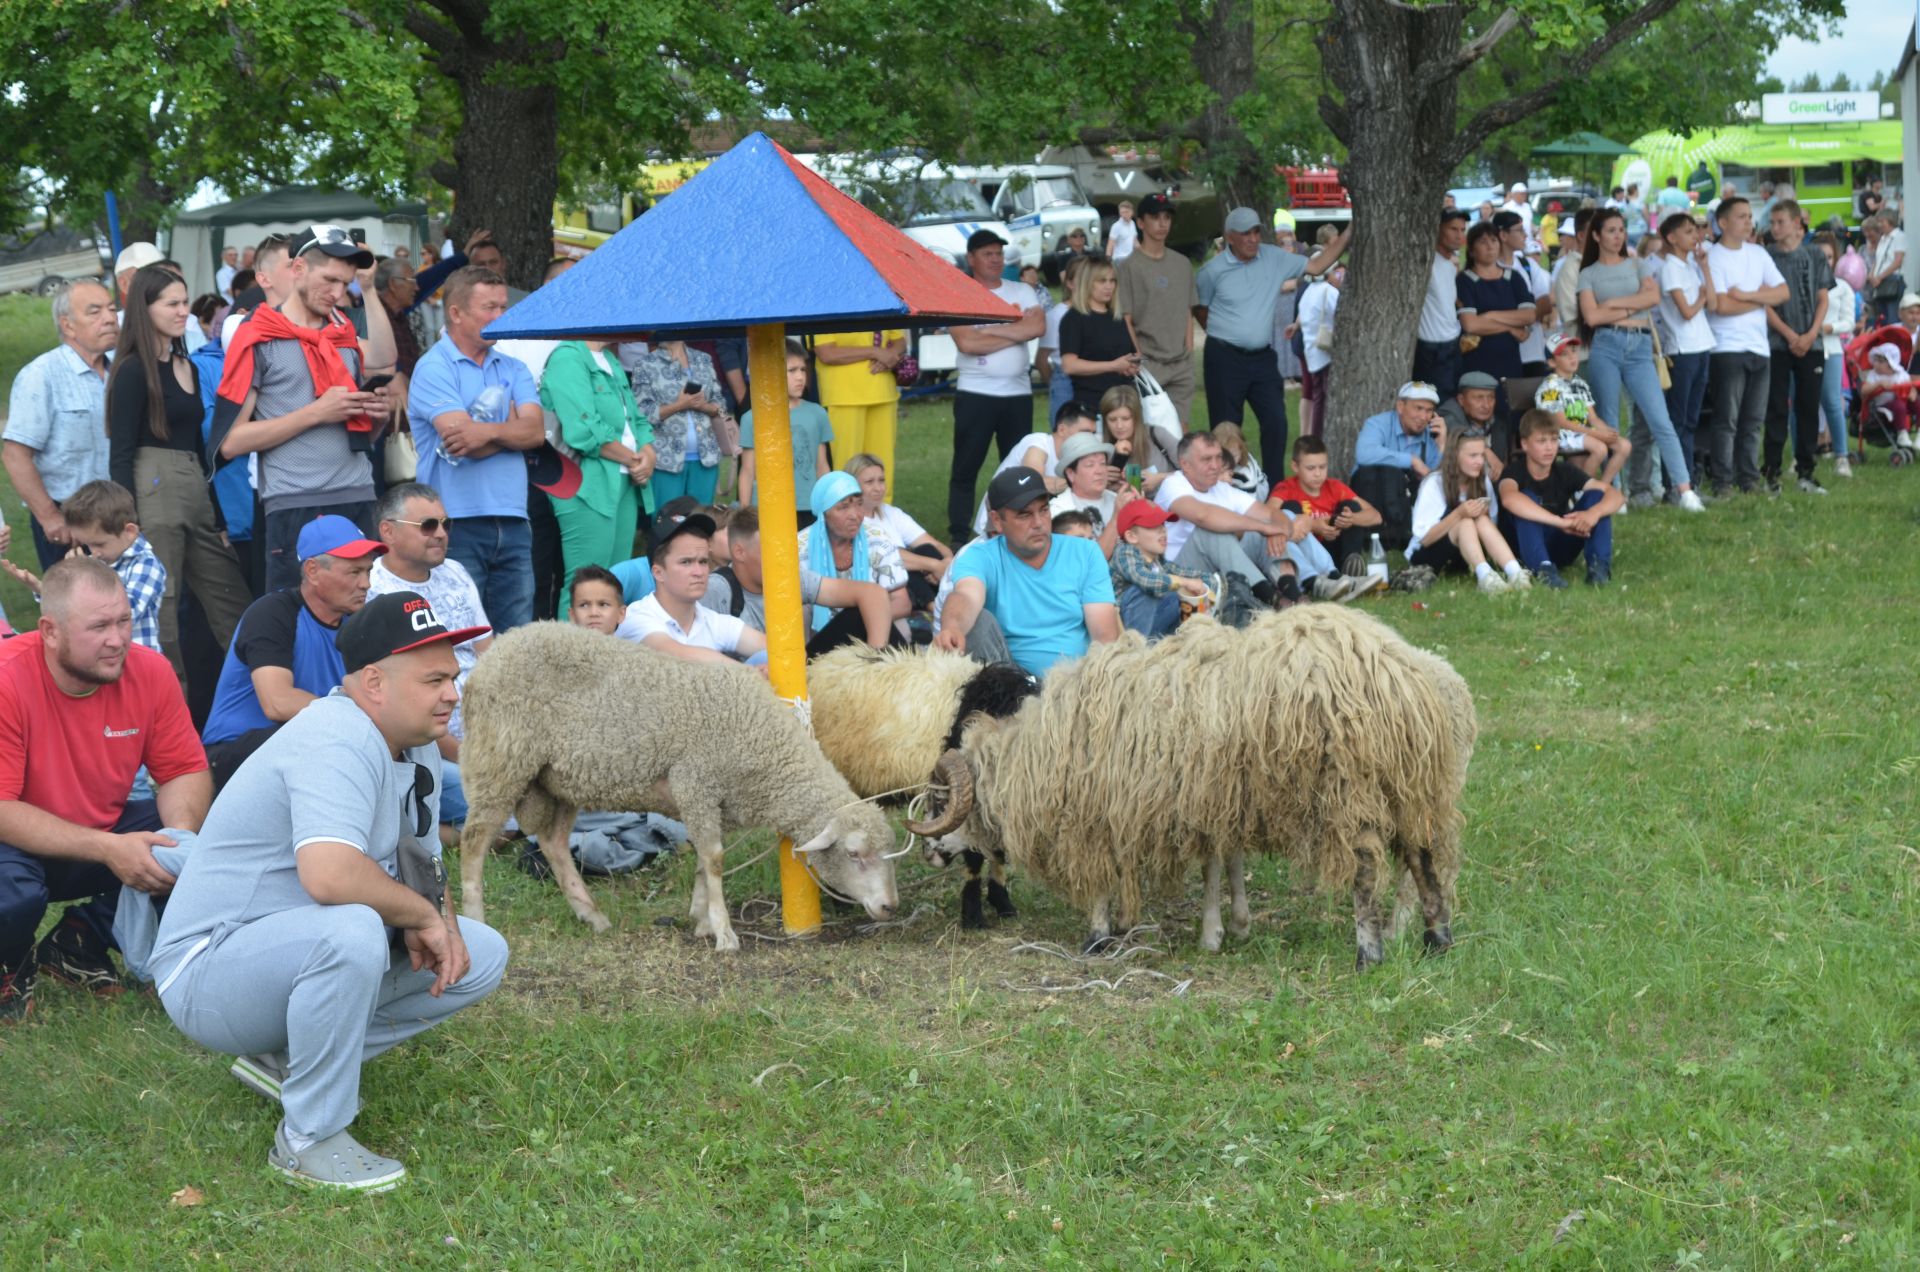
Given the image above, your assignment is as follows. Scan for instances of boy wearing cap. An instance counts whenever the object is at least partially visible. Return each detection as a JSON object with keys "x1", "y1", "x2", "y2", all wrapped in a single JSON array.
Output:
[
  {"x1": 937, "y1": 467, "x2": 1118, "y2": 677},
  {"x1": 1535, "y1": 333, "x2": 1631, "y2": 484},
  {"x1": 209, "y1": 224, "x2": 398, "y2": 592},
  {"x1": 151, "y1": 591, "x2": 504, "y2": 1192},
  {"x1": 200, "y1": 516, "x2": 386, "y2": 790},
  {"x1": 1110, "y1": 500, "x2": 1209, "y2": 638},
  {"x1": 1351, "y1": 382, "x2": 1447, "y2": 549}
]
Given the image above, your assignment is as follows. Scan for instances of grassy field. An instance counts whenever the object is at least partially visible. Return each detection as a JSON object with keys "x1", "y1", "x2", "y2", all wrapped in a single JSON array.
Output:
[{"x1": 3, "y1": 350, "x2": 1919, "y2": 1266}]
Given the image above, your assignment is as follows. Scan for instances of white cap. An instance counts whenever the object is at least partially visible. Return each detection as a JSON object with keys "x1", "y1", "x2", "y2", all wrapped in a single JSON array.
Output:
[
  {"x1": 1872, "y1": 343, "x2": 1905, "y2": 366},
  {"x1": 115, "y1": 242, "x2": 164, "y2": 274},
  {"x1": 1901, "y1": 291, "x2": 1920, "y2": 310},
  {"x1": 1509, "y1": 182, "x2": 1529, "y2": 194},
  {"x1": 1397, "y1": 381, "x2": 1440, "y2": 405}
]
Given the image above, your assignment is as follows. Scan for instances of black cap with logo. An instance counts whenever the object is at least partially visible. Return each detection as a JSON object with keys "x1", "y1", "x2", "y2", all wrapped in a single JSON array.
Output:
[{"x1": 336, "y1": 591, "x2": 491, "y2": 674}]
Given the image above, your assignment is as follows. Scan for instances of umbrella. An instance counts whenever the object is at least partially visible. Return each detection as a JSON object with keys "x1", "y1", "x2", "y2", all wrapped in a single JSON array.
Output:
[
  {"x1": 486, "y1": 132, "x2": 1018, "y2": 933},
  {"x1": 1530, "y1": 132, "x2": 1641, "y2": 158}
]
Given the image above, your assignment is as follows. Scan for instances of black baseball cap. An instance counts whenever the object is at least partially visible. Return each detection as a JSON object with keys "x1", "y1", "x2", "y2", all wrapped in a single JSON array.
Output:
[
  {"x1": 966, "y1": 229, "x2": 1009, "y2": 253},
  {"x1": 648, "y1": 512, "x2": 718, "y2": 564},
  {"x1": 1439, "y1": 208, "x2": 1470, "y2": 224},
  {"x1": 987, "y1": 467, "x2": 1050, "y2": 513},
  {"x1": 289, "y1": 224, "x2": 375, "y2": 269},
  {"x1": 1137, "y1": 193, "x2": 1174, "y2": 217},
  {"x1": 336, "y1": 591, "x2": 490, "y2": 674},
  {"x1": 1490, "y1": 210, "x2": 1524, "y2": 231}
]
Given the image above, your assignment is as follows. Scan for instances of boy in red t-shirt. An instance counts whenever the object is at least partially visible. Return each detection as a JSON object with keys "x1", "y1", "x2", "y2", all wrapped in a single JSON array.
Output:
[{"x1": 1269, "y1": 436, "x2": 1384, "y2": 573}]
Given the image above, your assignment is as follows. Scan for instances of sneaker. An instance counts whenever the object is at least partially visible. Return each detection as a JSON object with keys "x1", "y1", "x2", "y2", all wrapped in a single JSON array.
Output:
[
  {"x1": 1388, "y1": 564, "x2": 1436, "y2": 593},
  {"x1": 232, "y1": 1052, "x2": 290, "y2": 1103},
  {"x1": 1534, "y1": 564, "x2": 1570, "y2": 590},
  {"x1": 1675, "y1": 490, "x2": 1707, "y2": 513},
  {"x1": 1342, "y1": 553, "x2": 1369, "y2": 580},
  {"x1": 0, "y1": 958, "x2": 35, "y2": 1025},
  {"x1": 35, "y1": 917, "x2": 123, "y2": 997},
  {"x1": 269, "y1": 1125, "x2": 407, "y2": 1193},
  {"x1": 1504, "y1": 569, "x2": 1532, "y2": 591},
  {"x1": 1763, "y1": 479, "x2": 1782, "y2": 496},
  {"x1": 1627, "y1": 491, "x2": 1658, "y2": 510},
  {"x1": 1796, "y1": 477, "x2": 1828, "y2": 496},
  {"x1": 1309, "y1": 574, "x2": 1347, "y2": 602},
  {"x1": 1835, "y1": 456, "x2": 1853, "y2": 478},
  {"x1": 1339, "y1": 573, "x2": 1383, "y2": 602},
  {"x1": 1585, "y1": 561, "x2": 1613, "y2": 587},
  {"x1": 1476, "y1": 571, "x2": 1509, "y2": 595}
]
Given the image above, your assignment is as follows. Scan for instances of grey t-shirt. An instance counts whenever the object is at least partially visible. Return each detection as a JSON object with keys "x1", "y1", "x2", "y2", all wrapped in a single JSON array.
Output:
[
  {"x1": 246, "y1": 330, "x2": 372, "y2": 513},
  {"x1": 150, "y1": 692, "x2": 441, "y2": 990},
  {"x1": 1576, "y1": 259, "x2": 1647, "y2": 309},
  {"x1": 704, "y1": 566, "x2": 822, "y2": 632}
]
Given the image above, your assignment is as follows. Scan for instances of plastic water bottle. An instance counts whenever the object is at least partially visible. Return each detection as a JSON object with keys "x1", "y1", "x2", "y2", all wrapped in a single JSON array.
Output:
[
  {"x1": 1367, "y1": 533, "x2": 1389, "y2": 587},
  {"x1": 440, "y1": 385, "x2": 510, "y2": 467}
]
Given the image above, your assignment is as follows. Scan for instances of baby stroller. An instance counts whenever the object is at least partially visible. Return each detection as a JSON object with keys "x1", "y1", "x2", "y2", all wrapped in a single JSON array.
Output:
[{"x1": 1842, "y1": 324, "x2": 1919, "y2": 467}]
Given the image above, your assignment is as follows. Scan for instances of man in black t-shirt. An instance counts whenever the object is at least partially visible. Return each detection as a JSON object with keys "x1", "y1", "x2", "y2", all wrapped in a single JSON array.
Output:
[{"x1": 1496, "y1": 410, "x2": 1622, "y2": 589}]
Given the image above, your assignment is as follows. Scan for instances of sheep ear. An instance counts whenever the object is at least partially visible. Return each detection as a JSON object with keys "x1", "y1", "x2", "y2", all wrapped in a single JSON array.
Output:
[{"x1": 793, "y1": 819, "x2": 839, "y2": 854}]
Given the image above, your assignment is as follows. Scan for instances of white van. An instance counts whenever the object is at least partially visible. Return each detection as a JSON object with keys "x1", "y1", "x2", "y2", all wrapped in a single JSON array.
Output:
[
  {"x1": 795, "y1": 154, "x2": 1024, "y2": 276},
  {"x1": 953, "y1": 165, "x2": 1100, "y2": 282}
]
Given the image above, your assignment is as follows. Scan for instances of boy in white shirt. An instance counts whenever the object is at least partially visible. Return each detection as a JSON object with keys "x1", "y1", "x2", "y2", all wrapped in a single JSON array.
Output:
[
  {"x1": 614, "y1": 515, "x2": 767, "y2": 669},
  {"x1": 1702, "y1": 197, "x2": 1788, "y2": 494}
]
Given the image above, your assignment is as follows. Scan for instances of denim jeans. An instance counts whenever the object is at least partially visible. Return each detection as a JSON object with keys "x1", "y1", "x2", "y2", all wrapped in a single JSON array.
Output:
[
  {"x1": 1118, "y1": 587, "x2": 1180, "y2": 638},
  {"x1": 1504, "y1": 488, "x2": 1612, "y2": 573},
  {"x1": 1819, "y1": 351, "x2": 1850, "y2": 459},
  {"x1": 1707, "y1": 352, "x2": 1771, "y2": 491},
  {"x1": 0, "y1": 800, "x2": 160, "y2": 969},
  {"x1": 1587, "y1": 326, "x2": 1692, "y2": 491},
  {"x1": 1412, "y1": 339, "x2": 1462, "y2": 400},
  {"x1": 1047, "y1": 367, "x2": 1076, "y2": 426},
  {"x1": 1664, "y1": 351, "x2": 1711, "y2": 488},
  {"x1": 447, "y1": 514, "x2": 534, "y2": 635}
]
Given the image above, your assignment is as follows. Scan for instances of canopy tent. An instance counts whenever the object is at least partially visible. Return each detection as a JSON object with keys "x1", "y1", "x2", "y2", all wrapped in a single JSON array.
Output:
[
  {"x1": 487, "y1": 131, "x2": 1017, "y2": 933},
  {"x1": 1619, "y1": 123, "x2": 1903, "y2": 182},
  {"x1": 167, "y1": 186, "x2": 427, "y2": 299},
  {"x1": 1530, "y1": 132, "x2": 1640, "y2": 158}
]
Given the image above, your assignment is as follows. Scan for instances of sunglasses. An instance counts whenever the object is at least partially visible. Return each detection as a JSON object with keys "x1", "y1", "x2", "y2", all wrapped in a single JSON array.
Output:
[
  {"x1": 407, "y1": 762, "x2": 436, "y2": 840},
  {"x1": 390, "y1": 516, "x2": 453, "y2": 535}
]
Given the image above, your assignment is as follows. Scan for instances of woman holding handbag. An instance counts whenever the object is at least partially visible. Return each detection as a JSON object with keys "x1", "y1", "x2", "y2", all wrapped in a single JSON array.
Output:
[
  {"x1": 1577, "y1": 208, "x2": 1706, "y2": 512},
  {"x1": 628, "y1": 339, "x2": 724, "y2": 505},
  {"x1": 107, "y1": 264, "x2": 254, "y2": 686},
  {"x1": 811, "y1": 327, "x2": 908, "y2": 497},
  {"x1": 541, "y1": 338, "x2": 655, "y2": 614}
]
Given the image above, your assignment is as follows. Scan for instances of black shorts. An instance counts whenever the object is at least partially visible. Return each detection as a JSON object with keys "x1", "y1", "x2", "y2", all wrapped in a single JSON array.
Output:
[{"x1": 1408, "y1": 538, "x2": 1469, "y2": 574}]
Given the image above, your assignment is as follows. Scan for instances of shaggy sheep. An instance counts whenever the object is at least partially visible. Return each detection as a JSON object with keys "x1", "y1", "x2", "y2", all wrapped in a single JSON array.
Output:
[
  {"x1": 457, "y1": 622, "x2": 899, "y2": 951},
  {"x1": 897, "y1": 606, "x2": 1474, "y2": 968},
  {"x1": 808, "y1": 647, "x2": 1040, "y2": 927}
]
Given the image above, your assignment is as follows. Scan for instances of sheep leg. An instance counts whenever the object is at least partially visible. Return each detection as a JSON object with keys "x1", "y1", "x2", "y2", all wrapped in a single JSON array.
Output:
[
  {"x1": 1387, "y1": 864, "x2": 1419, "y2": 941},
  {"x1": 959, "y1": 850, "x2": 987, "y2": 930},
  {"x1": 1411, "y1": 845, "x2": 1454, "y2": 956},
  {"x1": 1351, "y1": 832, "x2": 1389, "y2": 971},
  {"x1": 534, "y1": 803, "x2": 611, "y2": 934},
  {"x1": 456, "y1": 805, "x2": 513, "y2": 925},
  {"x1": 1228, "y1": 850, "x2": 1251, "y2": 940},
  {"x1": 1081, "y1": 896, "x2": 1115, "y2": 956},
  {"x1": 1199, "y1": 853, "x2": 1225, "y2": 953},
  {"x1": 985, "y1": 854, "x2": 1017, "y2": 918},
  {"x1": 695, "y1": 836, "x2": 738, "y2": 953}
]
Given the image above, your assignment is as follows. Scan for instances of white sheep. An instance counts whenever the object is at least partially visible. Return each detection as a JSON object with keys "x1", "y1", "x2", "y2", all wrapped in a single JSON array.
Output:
[{"x1": 456, "y1": 622, "x2": 899, "y2": 951}]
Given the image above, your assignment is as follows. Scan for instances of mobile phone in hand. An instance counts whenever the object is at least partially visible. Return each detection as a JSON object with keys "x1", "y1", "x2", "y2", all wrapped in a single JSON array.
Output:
[
  {"x1": 362, "y1": 373, "x2": 395, "y2": 393},
  {"x1": 684, "y1": 381, "x2": 703, "y2": 396}
]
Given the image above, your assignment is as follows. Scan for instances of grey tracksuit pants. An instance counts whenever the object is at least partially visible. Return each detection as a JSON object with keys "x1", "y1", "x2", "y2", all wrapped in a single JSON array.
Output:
[{"x1": 160, "y1": 904, "x2": 508, "y2": 1146}]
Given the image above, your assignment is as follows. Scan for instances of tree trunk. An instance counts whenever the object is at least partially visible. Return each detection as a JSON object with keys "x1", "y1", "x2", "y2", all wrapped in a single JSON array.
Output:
[
  {"x1": 446, "y1": 55, "x2": 558, "y2": 294},
  {"x1": 122, "y1": 155, "x2": 172, "y2": 248},
  {"x1": 1190, "y1": 0, "x2": 1270, "y2": 228},
  {"x1": 1317, "y1": 1, "x2": 1466, "y2": 477}
]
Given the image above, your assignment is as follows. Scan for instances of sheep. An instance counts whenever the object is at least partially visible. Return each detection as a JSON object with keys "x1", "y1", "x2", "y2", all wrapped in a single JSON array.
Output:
[
  {"x1": 808, "y1": 646, "x2": 1040, "y2": 927},
  {"x1": 896, "y1": 606, "x2": 1473, "y2": 969},
  {"x1": 456, "y1": 622, "x2": 899, "y2": 951}
]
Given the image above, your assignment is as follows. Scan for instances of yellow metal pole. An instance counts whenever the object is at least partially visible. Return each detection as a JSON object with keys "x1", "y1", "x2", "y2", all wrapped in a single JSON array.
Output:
[{"x1": 746, "y1": 322, "x2": 822, "y2": 936}]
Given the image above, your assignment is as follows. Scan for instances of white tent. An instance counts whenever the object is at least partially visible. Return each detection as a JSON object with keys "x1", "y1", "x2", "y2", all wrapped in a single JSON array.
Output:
[{"x1": 166, "y1": 186, "x2": 427, "y2": 298}]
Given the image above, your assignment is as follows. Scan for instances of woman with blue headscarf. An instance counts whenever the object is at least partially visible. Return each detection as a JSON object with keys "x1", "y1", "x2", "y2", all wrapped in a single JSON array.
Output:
[{"x1": 799, "y1": 471, "x2": 911, "y2": 635}]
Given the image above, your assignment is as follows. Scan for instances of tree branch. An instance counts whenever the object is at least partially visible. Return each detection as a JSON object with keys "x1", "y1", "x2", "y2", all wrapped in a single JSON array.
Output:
[
  {"x1": 1415, "y1": 8, "x2": 1524, "y2": 94},
  {"x1": 403, "y1": 3, "x2": 463, "y2": 59},
  {"x1": 1445, "y1": 0, "x2": 1686, "y2": 169},
  {"x1": 429, "y1": 158, "x2": 461, "y2": 191}
]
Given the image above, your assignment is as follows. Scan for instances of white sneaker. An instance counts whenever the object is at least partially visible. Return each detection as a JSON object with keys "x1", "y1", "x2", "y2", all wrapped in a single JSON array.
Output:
[
  {"x1": 1477, "y1": 572, "x2": 1509, "y2": 595},
  {"x1": 1834, "y1": 456, "x2": 1853, "y2": 478},
  {"x1": 1796, "y1": 477, "x2": 1828, "y2": 496},
  {"x1": 1676, "y1": 490, "x2": 1707, "y2": 512},
  {"x1": 1504, "y1": 569, "x2": 1532, "y2": 590}
]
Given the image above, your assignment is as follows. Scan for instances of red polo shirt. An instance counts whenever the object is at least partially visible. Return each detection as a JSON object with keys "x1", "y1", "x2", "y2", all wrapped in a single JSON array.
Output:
[{"x1": 0, "y1": 634, "x2": 207, "y2": 833}]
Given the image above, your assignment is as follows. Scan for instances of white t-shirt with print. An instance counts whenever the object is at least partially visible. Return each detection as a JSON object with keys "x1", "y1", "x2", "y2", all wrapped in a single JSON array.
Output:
[{"x1": 955, "y1": 280, "x2": 1044, "y2": 398}]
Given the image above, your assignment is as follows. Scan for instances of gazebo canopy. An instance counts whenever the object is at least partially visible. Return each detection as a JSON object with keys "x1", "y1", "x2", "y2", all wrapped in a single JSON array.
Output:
[
  {"x1": 1530, "y1": 132, "x2": 1640, "y2": 158},
  {"x1": 484, "y1": 132, "x2": 1019, "y2": 342}
]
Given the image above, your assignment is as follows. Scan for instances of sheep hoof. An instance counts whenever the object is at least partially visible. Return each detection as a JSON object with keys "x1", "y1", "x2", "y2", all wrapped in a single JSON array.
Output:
[
  {"x1": 1228, "y1": 918, "x2": 1251, "y2": 940},
  {"x1": 711, "y1": 930, "x2": 741, "y2": 953},
  {"x1": 586, "y1": 912, "x2": 612, "y2": 934},
  {"x1": 960, "y1": 910, "x2": 990, "y2": 931},
  {"x1": 986, "y1": 882, "x2": 1017, "y2": 919},
  {"x1": 1199, "y1": 928, "x2": 1223, "y2": 954},
  {"x1": 1354, "y1": 947, "x2": 1384, "y2": 972},
  {"x1": 1423, "y1": 926, "x2": 1454, "y2": 955},
  {"x1": 1080, "y1": 932, "x2": 1117, "y2": 957}
]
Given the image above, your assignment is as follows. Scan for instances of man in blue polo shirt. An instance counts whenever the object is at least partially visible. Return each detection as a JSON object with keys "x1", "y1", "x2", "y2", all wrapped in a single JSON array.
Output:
[
  {"x1": 201, "y1": 516, "x2": 384, "y2": 789},
  {"x1": 935, "y1": 468, "x2": 1119, "y2": 677},
  {"x1": 407, "y1": 265, "x2": 544, "y2": 633},
  {"x1": 1195, "y1": 208, "x2": 1349, "y2": 486},
  {"x1": 1350, "y1": 381, "x2": 1447, "y2": 550}
]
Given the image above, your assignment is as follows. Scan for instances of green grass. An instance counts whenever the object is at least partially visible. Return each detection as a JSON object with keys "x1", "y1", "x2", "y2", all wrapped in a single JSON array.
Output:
[{"x1": 3, "y1": 349, "x2": 1919, "y2": 1266}]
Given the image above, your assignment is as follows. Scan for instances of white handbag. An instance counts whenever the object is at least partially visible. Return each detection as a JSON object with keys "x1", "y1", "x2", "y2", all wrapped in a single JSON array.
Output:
[{"x1": 1133, "y1": 366, "x2": 1183, "y2": 450}]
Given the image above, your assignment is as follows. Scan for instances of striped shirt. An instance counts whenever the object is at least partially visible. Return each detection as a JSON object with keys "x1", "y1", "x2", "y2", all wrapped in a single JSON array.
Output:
[{"x1": 240, "y1": 323, "x2": 370, "y2": 513}]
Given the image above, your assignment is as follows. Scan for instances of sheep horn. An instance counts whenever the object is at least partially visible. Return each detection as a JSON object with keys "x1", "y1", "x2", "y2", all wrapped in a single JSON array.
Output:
[{"x1": 906, "y1": 750, "x2": 974, "y2": 837}]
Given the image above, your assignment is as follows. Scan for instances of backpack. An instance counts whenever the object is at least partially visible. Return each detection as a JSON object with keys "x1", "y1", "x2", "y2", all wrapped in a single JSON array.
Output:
[{"x1": 712, "y1": 565, "x2": 747, "y2": 617}]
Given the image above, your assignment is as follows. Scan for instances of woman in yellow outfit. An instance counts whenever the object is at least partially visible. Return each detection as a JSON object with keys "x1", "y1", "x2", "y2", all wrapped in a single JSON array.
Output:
[{"x1": 811, "y1": 329, "x2": 906, "y2": 497}]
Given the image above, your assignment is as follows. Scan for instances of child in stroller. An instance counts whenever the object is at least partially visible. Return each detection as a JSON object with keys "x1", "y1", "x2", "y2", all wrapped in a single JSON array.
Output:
[{"x1": 1844, "y1": 325, "x2": 1920, "y2": 466}]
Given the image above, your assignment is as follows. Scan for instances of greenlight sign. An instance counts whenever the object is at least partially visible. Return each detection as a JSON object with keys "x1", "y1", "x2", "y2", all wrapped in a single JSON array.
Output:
[{"x1": 1761, "y1": 92, "x2": 1878, "y2": 125}]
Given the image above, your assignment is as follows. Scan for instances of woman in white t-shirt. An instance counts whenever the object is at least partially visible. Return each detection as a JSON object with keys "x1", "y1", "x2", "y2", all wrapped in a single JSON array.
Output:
[
  {"x1": 847, "y1": 452, "x2": 950, "y2": 610},
  {"x1": 1812, "y1": 232, "x2": 1857, "y2": 476},
  {"x1": 1655, "y1": 212, "x2": 1717, "y2": 488}
]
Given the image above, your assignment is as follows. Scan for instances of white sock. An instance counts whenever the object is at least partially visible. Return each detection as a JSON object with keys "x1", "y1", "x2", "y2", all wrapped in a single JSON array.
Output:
[
  {"x1": 1474, "y1": 562, "x2": 1496, "y2": 583},
  {"x1": 1503, "y1": 560, "x2": 1526, "y2": 579}
]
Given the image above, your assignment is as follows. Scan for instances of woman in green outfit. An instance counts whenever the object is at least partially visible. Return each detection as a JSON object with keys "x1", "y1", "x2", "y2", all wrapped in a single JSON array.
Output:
[{"x1": 540, "y1": 339, "x2": 655, "y2": 616}]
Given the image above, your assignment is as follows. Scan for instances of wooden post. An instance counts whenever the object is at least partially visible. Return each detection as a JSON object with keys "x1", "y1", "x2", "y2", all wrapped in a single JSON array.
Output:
[{"x1": 746, "y1": 323, "x2": 822, "y2": 936}]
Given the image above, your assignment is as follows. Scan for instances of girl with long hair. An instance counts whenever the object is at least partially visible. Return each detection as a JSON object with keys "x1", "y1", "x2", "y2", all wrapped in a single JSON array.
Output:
[
  {"x1": 107, "y1": 264, "x2": 253, "y2": 682},
  {"x1": 1407, "y1": 431, "x2": 1529, "y2": 594},
  {"x1": 1577, "y1": 207, "x2": 1707, "y2": 511}
]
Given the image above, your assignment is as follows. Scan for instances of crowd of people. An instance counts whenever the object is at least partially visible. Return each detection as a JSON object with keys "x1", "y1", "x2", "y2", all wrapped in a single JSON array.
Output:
[{"x1": 0, "y1": 168, "x2": 1900, "y2": 1186}]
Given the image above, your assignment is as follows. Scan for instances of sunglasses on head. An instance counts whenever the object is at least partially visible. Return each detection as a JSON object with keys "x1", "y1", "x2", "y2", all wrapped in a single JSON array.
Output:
[{"x1": 390, "y1": 516, "x2": 453, "y2": 535}]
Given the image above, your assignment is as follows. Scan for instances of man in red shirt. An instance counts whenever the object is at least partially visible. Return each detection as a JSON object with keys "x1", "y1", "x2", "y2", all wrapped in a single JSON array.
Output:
[
  {"x1": 1269, "y1": 435, "x2": 1385, "y2": 575},
  {"x1": 0, "y1": 558, "x2": 211, "y2": 1022}
]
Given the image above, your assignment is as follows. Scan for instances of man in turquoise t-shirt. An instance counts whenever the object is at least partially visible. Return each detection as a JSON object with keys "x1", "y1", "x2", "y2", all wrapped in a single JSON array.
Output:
[
  {"x1": 739, "y1": 345, "x2": 833, "y2": 510},
  {"x1": 936, "y1": 468, "x2": 1119, "y2": 677}
]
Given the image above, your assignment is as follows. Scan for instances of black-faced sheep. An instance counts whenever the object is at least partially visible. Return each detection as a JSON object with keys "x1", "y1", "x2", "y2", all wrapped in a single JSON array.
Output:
[
  {"x1": 880, "y1": 607, "x2": 1474, "y2": 969},
  {"x1": 456, "y1": 622, "x2": 899, "y2": 951},
  {"x1": 808, "y1": 647, "x2": 1040, "y2": 927}
]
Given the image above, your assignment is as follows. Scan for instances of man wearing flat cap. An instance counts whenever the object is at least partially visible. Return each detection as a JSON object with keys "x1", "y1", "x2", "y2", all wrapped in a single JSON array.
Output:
[
  {"x1": 152, "y1": 591, "x2": 504, "y2": 1193},
  {"x1": 1351, "y1": 381, "x2": 1448, "y2": 549}
]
